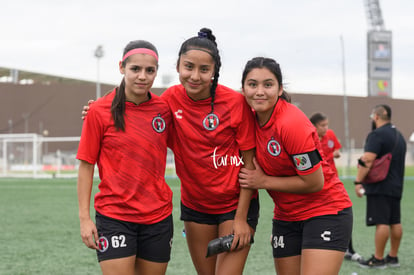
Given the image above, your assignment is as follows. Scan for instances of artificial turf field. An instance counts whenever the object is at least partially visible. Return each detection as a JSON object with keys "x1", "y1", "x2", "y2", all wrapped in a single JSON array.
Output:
[{"x1": 1, "y1": 171, "x2": 413, "y2": 274}]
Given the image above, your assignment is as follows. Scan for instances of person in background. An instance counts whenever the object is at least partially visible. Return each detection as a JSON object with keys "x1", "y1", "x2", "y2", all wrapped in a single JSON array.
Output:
[
  {"x1": 355, "y1": 104, "x2": 406, "y2": 269},
  {"x1": 239, "y1": 57, "x2": 352, "y2": 275},
  {"x1": 309, "y1": 113, "x2": 341, "y2": 175},
  {"x1": 77, "y1": 40, "x2": 173, "y2": 275},
  {"x1": 310, "y1": 112, "x2": 362, "y2": 262}
]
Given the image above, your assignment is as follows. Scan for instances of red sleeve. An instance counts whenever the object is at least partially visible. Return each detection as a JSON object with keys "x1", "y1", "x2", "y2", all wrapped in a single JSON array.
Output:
[
  {"x1": 281, "y1": 109, "x2": 321, "y2": 175},
  {"x1": 76, "y1": 103, "x2": 104, "y2": 164},
  {"x1": 330, "y1": 130, "x2": 342, "y2": 150}
]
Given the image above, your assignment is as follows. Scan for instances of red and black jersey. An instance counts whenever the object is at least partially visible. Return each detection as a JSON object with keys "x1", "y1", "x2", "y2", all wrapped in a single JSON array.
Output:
[
  {"x1": 76, "y1": 89, "x2": 173, "y2": 224},
  {"x1": 255, "y1": 99, "x2": 352, "y2": 221},
  {"x1": 162, "y1": 84, "x2": 256, "y2": 214},
  {"x1": 320, "y1": 129, "x2": 342, "y2": 175}
]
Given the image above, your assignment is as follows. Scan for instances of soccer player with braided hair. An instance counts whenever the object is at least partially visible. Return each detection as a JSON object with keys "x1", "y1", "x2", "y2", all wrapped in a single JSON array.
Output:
[{"x1": 162, "y1": 28, "x2": 258, "y2": 275}]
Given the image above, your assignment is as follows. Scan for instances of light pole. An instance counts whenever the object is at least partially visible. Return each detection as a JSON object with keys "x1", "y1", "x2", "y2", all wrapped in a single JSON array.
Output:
[
  {"x1": 22, "y1": 113, "x2": 29, "y2": 164},
  {"x1": 340, "y1": 35, "x2": 351, "y2": 177},
  {"x1": 42, "y1": 129, "x2": 49, "y2": 156},
  {"x1": 8, "y1": 119, "x2": 13, "y2": 133},
  {"x1": 94, "y1": 45, "x2": 104, "y2": 99}
]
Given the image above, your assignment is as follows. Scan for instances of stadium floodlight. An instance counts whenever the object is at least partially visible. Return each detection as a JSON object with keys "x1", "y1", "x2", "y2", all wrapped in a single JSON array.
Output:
[
  {"x1": 94, "y1": 45, "x2": 104, "y2": 99},
  {"x1": 364, "y1": 0, "x2": 385, "y2": 30}
]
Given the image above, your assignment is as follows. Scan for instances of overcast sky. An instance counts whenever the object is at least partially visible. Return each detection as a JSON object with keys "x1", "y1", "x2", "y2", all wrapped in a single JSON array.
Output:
[{"x1": 1, "y1": 0, "x2": 413, "y2": 99}]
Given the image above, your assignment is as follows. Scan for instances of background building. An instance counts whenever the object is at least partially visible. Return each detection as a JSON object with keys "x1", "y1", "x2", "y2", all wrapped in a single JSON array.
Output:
[{"x1": 1, "y1": 67, "x2": 412, "y2": 177}]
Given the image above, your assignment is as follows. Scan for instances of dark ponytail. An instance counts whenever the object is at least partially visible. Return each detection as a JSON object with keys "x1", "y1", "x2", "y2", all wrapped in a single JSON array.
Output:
[
  {"x1": 111, "y1": 40, "x2": 158, "y2": 131},
  {"x1": 177, "y1": 27, "x2": 221, "y2": 114}
]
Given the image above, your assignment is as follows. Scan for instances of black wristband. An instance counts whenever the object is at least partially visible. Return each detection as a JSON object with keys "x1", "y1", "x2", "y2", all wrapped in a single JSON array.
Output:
[
  {"x1": 358, "y1": 158, "x2": 367, "y2": 167},
  {"x1": 354, "y1": 181, "x2": 362, "y2": 185}
]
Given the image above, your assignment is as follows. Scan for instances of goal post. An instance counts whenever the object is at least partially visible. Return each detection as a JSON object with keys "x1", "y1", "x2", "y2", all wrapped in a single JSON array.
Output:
[
  {"x1": 0, "y1": 133, "x2": 80, "y2": 178},
  {"x1": 0, "y1": 133, "x2": 177, "y2": 179}
]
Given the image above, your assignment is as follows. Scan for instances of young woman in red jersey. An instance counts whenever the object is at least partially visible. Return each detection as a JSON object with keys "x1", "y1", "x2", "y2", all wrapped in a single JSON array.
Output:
[
  {"x1": 238, "y1": 57, "x2": 353, "y2": 275},
  {"x1": 77, "y1": 40, "x2": 173, "y2": 275},
  {"x1": 161, "y1": 28, "x2": 258, "y2": 275}
]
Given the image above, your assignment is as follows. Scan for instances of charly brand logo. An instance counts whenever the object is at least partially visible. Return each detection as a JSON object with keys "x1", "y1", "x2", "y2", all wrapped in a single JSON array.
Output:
[
  {"x1": 267, "y1": 138, "x2": 281, "y2": 157},
  {"x1": 152, "y1": 114, "x2": 166, "y2": 133},
  {"x1": 174, "y1": 109, "x2": 183, "y2": 119},
  {"x1": 211, "y1": 147, "x2": 244, "y2": 169},
  {"x1": 203, "y1": 113, "x2": 219, "y2": 131},
  {"x1": 320, "y1": 231, "x2": 331, "y2": 241}
]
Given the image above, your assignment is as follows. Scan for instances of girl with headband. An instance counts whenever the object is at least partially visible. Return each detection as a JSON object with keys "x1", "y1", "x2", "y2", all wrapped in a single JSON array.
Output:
[
  {"x1": 77, "y1": 40, "x2": 173, "y2": 275},
  {"x1": 239, "y1": 57, "x2": 353, "y2": 275}
]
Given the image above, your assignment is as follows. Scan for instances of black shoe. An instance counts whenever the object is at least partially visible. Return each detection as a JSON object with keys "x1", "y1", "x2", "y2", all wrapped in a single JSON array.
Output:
[
  {"x1": 359, "y1": 255, "x2": 386, "y2": 269},
  {"x1": 344, "y1": 249, "x2": 353, "y2": 260},
  {"x1": 385, "y1": 254, "x2": 400, "y2": 268}
]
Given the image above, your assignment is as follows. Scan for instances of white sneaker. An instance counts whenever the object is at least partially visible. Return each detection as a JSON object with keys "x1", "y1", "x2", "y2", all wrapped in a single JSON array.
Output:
[
  {"x1": 344, "y1": 250, "x2": 362, "y2": 262},
  {"x1": 351, "y1": 252, "x2": 363, "y2": 262}
]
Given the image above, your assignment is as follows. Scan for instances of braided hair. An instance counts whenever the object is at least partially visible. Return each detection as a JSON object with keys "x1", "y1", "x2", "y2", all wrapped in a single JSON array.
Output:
[{"x1": 177, "y1": 27, "x2": 221, "y2": 113}]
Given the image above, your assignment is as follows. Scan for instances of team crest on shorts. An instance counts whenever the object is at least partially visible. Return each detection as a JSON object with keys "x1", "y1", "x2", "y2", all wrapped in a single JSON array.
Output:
[
  {"x1": 267, "y1": 138, "x2": 281, "y2": 156},
  {"x1": 203, "y1": 113, "x2": 219, "y2": 131},
  {"x1": 98, "y1": 236, "x2": 109, "y2": 253},
  {"x1": 152, "y1": 114, "x2": 166, "y2": 133}
]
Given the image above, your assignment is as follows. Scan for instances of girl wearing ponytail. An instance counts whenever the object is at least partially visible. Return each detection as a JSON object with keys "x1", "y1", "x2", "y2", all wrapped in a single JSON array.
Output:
[{"x1": 77, "y1": 40, "x2": 173, "y2": 275}]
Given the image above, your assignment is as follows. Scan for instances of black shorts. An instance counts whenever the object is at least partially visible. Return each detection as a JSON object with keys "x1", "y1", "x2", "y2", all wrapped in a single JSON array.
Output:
[
  {"x1": 271, "y1": 207, "x2": 353, "y2": 258},
  {"x1": 366, "y1": 195, "x2": 401, "y2": 226},
  {"x1": 180, "y1": 197, "x2": 259, "y2": 231},
  {"x1": 95, "y1": 212, "x2": 173, "y2": 263}
]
